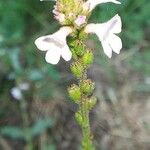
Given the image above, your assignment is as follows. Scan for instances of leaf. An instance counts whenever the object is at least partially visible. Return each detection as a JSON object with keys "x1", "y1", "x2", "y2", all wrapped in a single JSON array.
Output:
[
  {"x1": 45, "y1": 145, "x2": 56, "y2": 150},
  {"x1": 44, "y1": 144, "x2": 56, "y2": 150},
  {"x1": 8, "y1": 48, "x2": 23, "y2": 74},
  {"x1": 43, "y1": 65, "x2": 60, "y2": 81},
  {"x1": 30, "y1": 118, "x2": 54, "y2": 137},
  {"x1": 28, "y1": 69, "x2": 44, "y2": 81},
  {"x1": 0, "y1": 126, "x2": 24, "y2": 139}
]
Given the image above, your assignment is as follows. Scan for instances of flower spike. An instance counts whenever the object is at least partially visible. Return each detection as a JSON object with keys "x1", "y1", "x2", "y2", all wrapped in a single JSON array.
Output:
[
  {"x1": 35, "y1": 0, "x2": 122, "y2": 149},
  {"x1": 35, "y1": 26, "x2": 73, "y2": 64},
  {"x1": 84, "y1": 0, "x2": 121, "y2": 11},
  {"x1": 85, "y1": 14, "x2": 122, "y2": 58}
]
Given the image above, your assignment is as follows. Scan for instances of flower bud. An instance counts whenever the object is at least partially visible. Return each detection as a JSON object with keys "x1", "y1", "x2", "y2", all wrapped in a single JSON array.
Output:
[
  {"x1": 78, "y1": 31, "x2": 88, "y2": 40},
  {"x1": 82, "y1": 50, "x2": 94, "y2": 66},
  {"x1": 73, "y1": 40, "x2": 85, "y2": 56},
  {"x1": 70, "y1": 48, "x2": 78, "y2": 60},
  {"x1": 70, "y1": 61, "x2": 84, "y2": 78},
  {"x1": 69, "y1": 40, "x2": 85, "y2": 57},
  {"x1": 80, "y1": 79, "x2": 95, "y2": 94},
  {"x1": 87, "y1": 96, "x2": 97, "y2": 110},
  {"x1": 74, "y1": 15, "x2": 86, "y2": 27},
  {"x1": 75, "y1": 111, "x2": 83, "y2": 126},
  {"x1": 68, "y1": 84, "x2": 81, "y2": 103}
]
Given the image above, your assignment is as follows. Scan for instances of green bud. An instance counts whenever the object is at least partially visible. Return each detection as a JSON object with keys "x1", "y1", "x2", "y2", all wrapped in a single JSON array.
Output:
[
  {"x1": 69, "y1": 40, "x2": 85, "y2": 58},
  {"x1": 68, "y1": 84, "x2": 81, "y2": 103},
  {"x1": 80, "y1": 79, "x2": 95, "y2": 94},
  {"x1": 87, "y1": 96, "x2": 97, "y2": 110},
  {"x1": 78, "y1": 30, "x2": 88, "y2": 40},
  {"x1": 75, "y1": 46, "x2": 85, "y2": 56},
  {"x1": 82, "y1": 50, "x2": 94, "y2": 66},
  {"x1": 70, "y1": 61, "x2": 84, "y2": 78},
  {"x1": 70, "y1": 48, "x2": 78, "y2": 60},
  {"x1": 74, "y1": 40, "x2": 85, "y2": 56},
  {"x1": 75, "y1": 111, "x2": 83, "y2": 126}
]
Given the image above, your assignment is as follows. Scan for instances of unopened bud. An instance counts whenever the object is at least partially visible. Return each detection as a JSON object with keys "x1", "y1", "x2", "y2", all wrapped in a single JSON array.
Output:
[
  {"x1": 74, "y1": 40, "x2": 85, "y2": 56},
  {"x1": 68, "y1": 84, "x2": 81, "y2": 103},
  {"x1": 70, "y1": 61, "x2": 84, "y2": 78},
  {"x1": 80, "y1": 79, "x2": 95, "y2": 94},
  {"x1": 87, "y1": 96, "x2": 97, "y2": 110},
  {"x1": 74, "y1": 15, "x2": 86, "y2": 27},
  {"x1": 82, "y1": 50, "x2": 94, "y2": 66},
  {"x1": 75, "y1": 111, "x2": 84, "y2": 127}
]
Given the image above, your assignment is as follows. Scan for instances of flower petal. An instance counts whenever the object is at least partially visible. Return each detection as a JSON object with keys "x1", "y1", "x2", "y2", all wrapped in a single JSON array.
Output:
[
  {"x1": 35, "y1": 35, "x2": 54, "y2": 51},
  {"x1": 45, "y1": 48, "x2": 61, "y2": 64},
  {"x1": 84, "y1": 14, "x2": 121, "y2": 41},
  {"x1": 61, "y1": 45, "x2": 72, "y2": 61},
  {"x1": 104, "y1": 14, "x2": 122, "y2": 35},
  {"x1": 35, "y1": 27, "x2": 73, "y2": 64},
  {"x1": 101, "y1": 41, "x2": 112, "y2": 58},
  {"x1": 108, "y1": 34, "x2": 122, "y2": 54},
  {"x1": 35, "y1": 27, "x2": 73, "y2": 51},
  {"x1": 84, "y1": 14, "x2": 122, "y2": 57}
]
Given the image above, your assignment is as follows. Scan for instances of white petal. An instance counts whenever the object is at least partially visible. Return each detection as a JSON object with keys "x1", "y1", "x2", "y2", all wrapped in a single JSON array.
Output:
[
  {"x1": 85, "y1": 0, "x2": 121, "y2": 11},
  {"x1": 84, "y1": 14, "x2": 122, "y2": 39},
  {"x1": 53, "y1": 26, "x2": 73, "y2": 44},
  {"x1": 61, "y1": 45, "x2": 72, "y2": 61},
  {"x1": 108, "y1": 34, "x2": 122, "y2": 54},
  {"x1": 35, "y1": 26, "x2": 73, "y2": 51},
  {"x1": 105, "y1": 14, "x2": 122, "y2": 34},
  {"x1": 101, "y1": 41, "x2": 112, "y2": 58},
  {"x1": 84, "y1": 15, "x2": 122, "y2": 58},
  {"x1": 35, "y1": 35, "x2": 54, "y2": 51},
  {"x1": 103, "y1": 0, "x2": 121, "y2": 4},
  {"x1": 11, "y1": 87, "x2": 23, "y2": 100},
  {"x1": 85, "y1": 23, "x2": 97, "y2": 34},
  {"x1": 96, "y1": 14, "x2": 122, "y2": 41},
  {"x1": 45, "y1": 48, "x2": 61, "y2": 64},
  {"x1": 35, "y1": 27, "x2": 73, "y2": 64}
]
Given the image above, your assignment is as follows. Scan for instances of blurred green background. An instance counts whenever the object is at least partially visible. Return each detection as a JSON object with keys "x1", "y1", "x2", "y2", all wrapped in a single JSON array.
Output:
[{"x1": 0, "y1": 0, "x2": 150, "y2": 150}]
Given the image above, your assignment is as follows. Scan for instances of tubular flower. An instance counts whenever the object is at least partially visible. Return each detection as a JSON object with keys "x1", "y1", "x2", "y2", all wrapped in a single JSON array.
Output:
[
  {"x1": 35, "y1": 26, "x2": 73, "y2": 64},
  {"x1": 85, "y1": 14, "x2": 122, "y2": 58},
  {"x1": 83, "y1": 0, "x2": 121, "y2": 11}
]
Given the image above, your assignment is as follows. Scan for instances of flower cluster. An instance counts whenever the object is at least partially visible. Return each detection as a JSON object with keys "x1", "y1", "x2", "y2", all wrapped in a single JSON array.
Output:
[{"x1": 35, "y1": 0, "x2": 122, "y2": 64}]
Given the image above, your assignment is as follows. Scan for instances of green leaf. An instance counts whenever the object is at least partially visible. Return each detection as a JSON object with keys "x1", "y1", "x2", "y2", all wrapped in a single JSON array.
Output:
[
  {"x1": 44, "y1": 144, "x2": 56, "y2": 150},
  {"x1": 0, "y1": 126, "x2": 24, "y2": 139},
  {"x1": 28, "y1": 69, "x2": 44, "y2": 81},
  {"x1": 8, "y1": 48, "x2": 23, "y2": 74},
  {"x1": 30, "y1": 118, "x2": 54, "y2": 137},
  {"x1": 43, "y1": 65, "x2": 60, "y2": 81}
]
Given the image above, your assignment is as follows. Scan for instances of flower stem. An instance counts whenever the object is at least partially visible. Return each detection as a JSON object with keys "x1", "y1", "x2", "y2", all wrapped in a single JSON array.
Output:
[
  {"x1": 68, "y1": 35, "x2": 96, "y2": 150},
  {"x1": 79, "y1": 73, "x2": 95, "y2": 150}
]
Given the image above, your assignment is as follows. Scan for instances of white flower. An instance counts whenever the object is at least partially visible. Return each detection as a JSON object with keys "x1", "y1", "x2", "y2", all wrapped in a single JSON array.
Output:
[
  {"x1": 85, "y1": 14, "x2": 122, "y2": 58},
  {"x1": 83, "y1": 0, "x2": 121, "y2": 11},
  {"x1": 11, "y1": 87, "x2": 23, "y2": 100},
  {"x1": 35, "y1": 26, "x2": 73, "y2": 64},
  {"x1": 75, "y1": 15, "x2": 86, "y2": 26},
  {"x1": 53, "y1": 5, "x2": 65, "y2": 23},
  {"x1": 54, "y1": 13, "x2": 65, "y2": 23}
]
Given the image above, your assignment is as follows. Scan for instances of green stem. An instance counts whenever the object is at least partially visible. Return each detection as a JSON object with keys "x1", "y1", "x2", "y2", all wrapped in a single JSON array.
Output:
[
  {"x1": 79, "y1": 74, "x2": 95, "y2": 150},
  {"x1": 69, "y1": 34, "x2": 96, "y2": 150},
  {"x1": 20, "y1": 99, "x2": 33, "y2": 150}
]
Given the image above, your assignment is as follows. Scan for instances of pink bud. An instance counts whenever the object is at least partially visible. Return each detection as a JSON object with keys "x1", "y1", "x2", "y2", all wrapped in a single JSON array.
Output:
[{"x1": 75, "y1": 15, "x2": 86, "y2": 26}]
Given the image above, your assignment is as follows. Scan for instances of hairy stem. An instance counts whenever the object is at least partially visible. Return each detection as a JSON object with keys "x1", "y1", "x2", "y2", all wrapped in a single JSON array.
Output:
[
  {"x1": 69, "y1": 35, "x2": 96, "y2": 150},
  {"x1": 79, "y1": 72, "x2": 95, "y2": 150}
]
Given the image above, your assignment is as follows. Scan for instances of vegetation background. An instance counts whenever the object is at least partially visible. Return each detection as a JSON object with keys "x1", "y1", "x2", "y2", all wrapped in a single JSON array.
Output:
[{"x1": 0, "y1": 0, "x2": 150, "y2": 149}]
